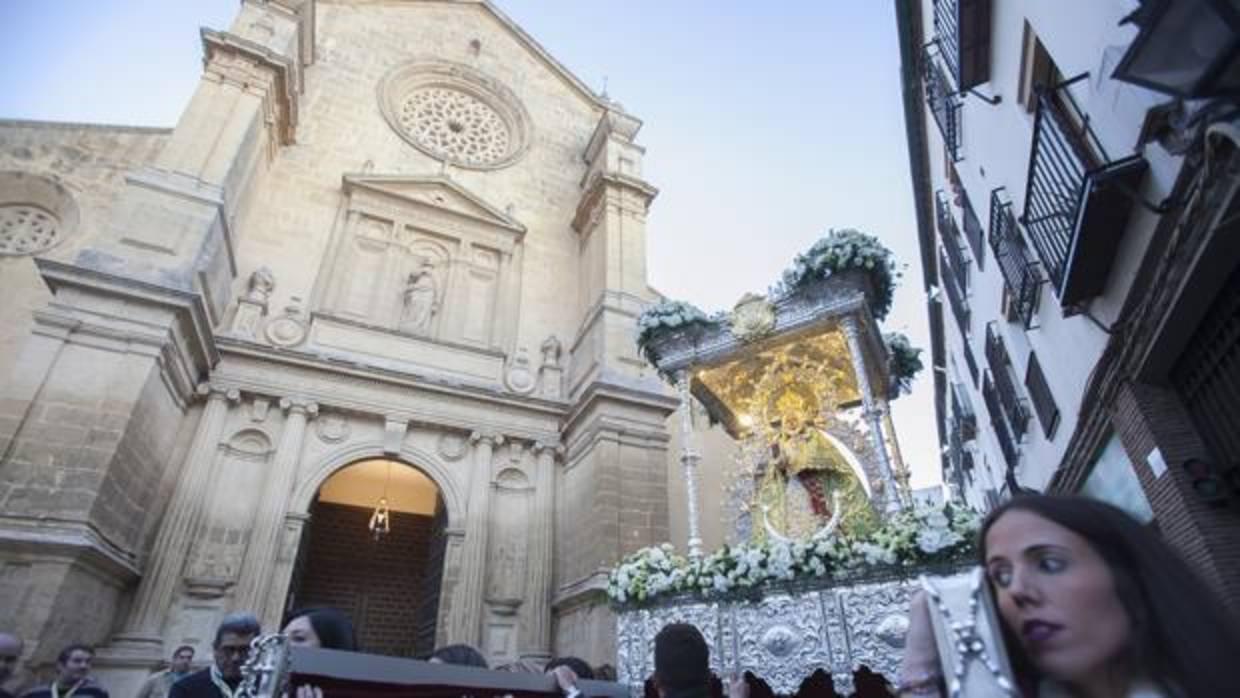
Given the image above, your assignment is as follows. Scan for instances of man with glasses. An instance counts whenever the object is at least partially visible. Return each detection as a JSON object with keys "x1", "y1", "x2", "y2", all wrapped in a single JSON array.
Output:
[{"x1": 168, "y1": 614, "x2": 260, "y2": 698}]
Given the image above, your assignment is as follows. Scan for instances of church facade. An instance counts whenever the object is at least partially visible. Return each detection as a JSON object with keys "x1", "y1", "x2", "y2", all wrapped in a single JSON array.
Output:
[{"x1": 0, "y1": 0, "x2": 676, "y2": 690}]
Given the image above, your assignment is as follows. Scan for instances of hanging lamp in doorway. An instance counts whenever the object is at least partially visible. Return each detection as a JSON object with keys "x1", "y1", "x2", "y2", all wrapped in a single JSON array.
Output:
[{"x1": 368, "y1": 460, "x2": 392, "y2": 541}]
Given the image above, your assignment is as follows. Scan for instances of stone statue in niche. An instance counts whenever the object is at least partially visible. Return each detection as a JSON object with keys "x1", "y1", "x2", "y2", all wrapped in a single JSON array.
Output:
[
  {"x1": 246, "y1": 267, "x2": 276, "y2": 303},
  {"x1": 231, "y1": 267, "x2": 276, "y2": 339},
  {"x1": 540, "y1": 335, "x2": 562, "y2": 368},
  {"x1": 398, "y1": 260, "x2": 440, "y2": 335}
]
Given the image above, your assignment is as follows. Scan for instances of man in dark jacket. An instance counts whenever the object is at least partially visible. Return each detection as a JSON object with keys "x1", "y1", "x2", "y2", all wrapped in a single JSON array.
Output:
[
  {"x1": 0, "y1": 633, "x2": 23, "y2": 698},
  {"x1": 19, "y1": 645, "x2": 108, "y2": 698},
  {"x1": 168, "y1": 614, "x2": 260, "y2": 698},
  {"x1": 651, "y1": 624, "x2": 711, "y2": 698}
]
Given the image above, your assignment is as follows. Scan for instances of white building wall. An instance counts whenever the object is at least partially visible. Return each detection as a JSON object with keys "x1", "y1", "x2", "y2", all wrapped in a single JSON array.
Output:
[{"x1": 916, "y1": 0, "x2": 1187, "y2": 505}]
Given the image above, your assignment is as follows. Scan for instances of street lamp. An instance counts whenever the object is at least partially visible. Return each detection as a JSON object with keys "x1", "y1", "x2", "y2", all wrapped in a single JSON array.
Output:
[{"x1": 1112, "y1": 0, "x2": 1240, "y2": 99}]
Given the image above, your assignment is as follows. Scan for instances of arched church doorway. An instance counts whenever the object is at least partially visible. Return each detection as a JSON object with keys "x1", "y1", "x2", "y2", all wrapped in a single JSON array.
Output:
[{"x1": 284, "y1": 458, "x2": 447, "y2": 657}]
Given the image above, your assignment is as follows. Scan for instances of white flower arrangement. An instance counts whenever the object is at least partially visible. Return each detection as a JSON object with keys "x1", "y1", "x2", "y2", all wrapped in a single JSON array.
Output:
[
  {"x1": 884, "y1": 332, "x2": 924, "y2": 398},
  {"x1": 635, "y1": 300, "x2": 723, "y2": 363},
  {"x1": 606, "y1": 503, "x2": 980, "y2": 606},
  {"x1": 776, "y1": 229, "x2": 901, "y2": 320}
]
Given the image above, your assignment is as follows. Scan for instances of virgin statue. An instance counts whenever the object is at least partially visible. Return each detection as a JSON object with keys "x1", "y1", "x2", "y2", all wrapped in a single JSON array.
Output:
[
  {"x1": 398, "y1": 260, "x2": 439, "y2": 335},
  {"x1": 753, "y1": 382, "x2": 876, "y2": 542}
]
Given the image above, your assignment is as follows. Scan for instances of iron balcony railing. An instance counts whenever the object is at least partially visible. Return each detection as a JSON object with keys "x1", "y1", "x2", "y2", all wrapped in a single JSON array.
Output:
[
  {"x1": 982, "y1": 371, "x2": 1020, "y2": 469},
  {"x1": 984, "y1": 323, "x2": 1030, "y2": 440},
  {"x1": 923, "y1": 47, "x2": 964, "y2": 162},
  {"x1": 1021, "y1": 77, "x2": 1148, "y2": 310},
  {"x1": 962, "y1": 338, "x2": 980, "y2": 387},
  {"x1": 951, "y1": 383, "x2": 977, "y2": 442},
  {"x1": 937, "y1": 192, "x2": 971, "y2": 292},
  {"x1": 940, "y1": 247, "x2": 971, "y2": 337},
  {"x1": 948, "y1": 416, "x2": 975, "y2": 479},
  {"x1": 989, "y1": 188, "x2": 1044, "y2": 328},
  {"x1": 933, "y1": 0, "x2": 992, "y2": 91},
  {"x1": 962, "y1": 192, "x2": 986, "y2": 271}
]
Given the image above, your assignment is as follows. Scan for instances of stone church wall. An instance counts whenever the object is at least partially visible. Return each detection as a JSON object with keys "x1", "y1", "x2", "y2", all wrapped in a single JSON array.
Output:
[{"x1": 0, "y1": 121, "x2": 168, "y2": 386}]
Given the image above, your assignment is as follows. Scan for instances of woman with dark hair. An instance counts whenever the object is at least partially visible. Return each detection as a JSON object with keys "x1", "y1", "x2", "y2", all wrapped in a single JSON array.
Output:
[
  {"x1": 428, "y1": 644, "x2": 488, "y2": 669},
  {"x1": 282, "y1": 607, "x2": 358, "y2": 651},
  {"x1": 898, "y1": 495, "x2": 1240, "y2": 697}
]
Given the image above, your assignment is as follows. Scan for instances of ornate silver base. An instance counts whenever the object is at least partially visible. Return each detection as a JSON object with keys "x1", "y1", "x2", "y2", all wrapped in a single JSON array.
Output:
[{"x1": 616, "y1": 571, "x2": 971, "y2": 695}]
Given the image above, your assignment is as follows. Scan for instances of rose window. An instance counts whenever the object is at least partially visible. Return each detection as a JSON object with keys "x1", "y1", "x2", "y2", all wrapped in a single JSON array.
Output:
[
  {"x1": 397, "y1": 87, "x2": 512, "y2": 167},
  {"x1": 0, "y1": 204, "x2": 60, "y2": 256}
]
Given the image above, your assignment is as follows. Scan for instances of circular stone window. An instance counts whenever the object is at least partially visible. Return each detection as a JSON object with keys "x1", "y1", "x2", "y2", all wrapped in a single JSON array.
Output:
[
  {"x1": 379, "y1": 62, "x2": 531, "y2": 170},
  {"x1": 0, "y1": 172, "x2": 79, "y2": 257}
]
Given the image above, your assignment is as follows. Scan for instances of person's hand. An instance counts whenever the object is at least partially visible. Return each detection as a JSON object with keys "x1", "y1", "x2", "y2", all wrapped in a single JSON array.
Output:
[
  {"x1": 727, "y1": 674, "x2": 749, "y2": 698},
  {"x1": 550, "y1": 666, "x2": 579, "y2": 696},
  {"x1": 294, "y1": 684, "x2": 323, "y2": 698}
]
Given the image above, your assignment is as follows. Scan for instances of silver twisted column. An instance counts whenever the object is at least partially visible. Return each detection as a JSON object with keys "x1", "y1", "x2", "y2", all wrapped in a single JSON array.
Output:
[{"x1": 675, "y1": 371, "x2": 705, "y2": 559}]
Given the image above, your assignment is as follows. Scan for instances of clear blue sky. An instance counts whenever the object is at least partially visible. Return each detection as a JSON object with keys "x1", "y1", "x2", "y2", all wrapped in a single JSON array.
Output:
[{"x1": 0, "y1": 1, "x2": 940, "y2": 489}]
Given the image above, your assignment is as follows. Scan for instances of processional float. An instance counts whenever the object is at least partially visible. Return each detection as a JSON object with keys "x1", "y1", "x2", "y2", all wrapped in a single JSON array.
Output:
[
  {"x1": 611, "y1": 231, "x2": 1016, "y2": 696},
  {"x1": 235, "y1": 232, "x2": 1014, "y2": 696}
]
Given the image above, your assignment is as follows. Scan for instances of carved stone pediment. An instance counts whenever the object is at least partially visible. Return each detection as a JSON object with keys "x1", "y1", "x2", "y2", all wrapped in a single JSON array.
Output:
[
  {"x1": 342, "y1": 174, "x2": 525, "y2": 238},
  {"x1": 309, "y1": 172, "x2": 526, "y2": 377}
]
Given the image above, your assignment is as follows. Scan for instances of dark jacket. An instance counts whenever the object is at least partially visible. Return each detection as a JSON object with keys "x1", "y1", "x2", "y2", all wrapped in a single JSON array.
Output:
[
  {"x1": 20, "y1": 682, "x2": 109, "y2": 698},
  {"x1": 166, "y1": 669, "x2": 235, "y2": 698}
]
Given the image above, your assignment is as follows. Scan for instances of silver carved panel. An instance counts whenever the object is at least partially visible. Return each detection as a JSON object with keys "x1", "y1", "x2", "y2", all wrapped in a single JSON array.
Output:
[
  {"x1": 723, "y1": 593, "x2": 829, "y2": 695},
  {"x1": 616, "y1": 573, "x2": 955, "y2": 697},
  {"x1": 839, "y1": 579, "x2": 917, "y2": 684}
]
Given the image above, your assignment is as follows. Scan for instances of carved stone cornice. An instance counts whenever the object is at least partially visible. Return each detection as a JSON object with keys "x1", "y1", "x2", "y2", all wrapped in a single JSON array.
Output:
[
  {"x1": 33, "y1": 258, "x2": 219, "y2": 409},
  {"x1": 571, "y1": 171, "x2": 659, "y2": 234},
  {"x1": 0, "y1": 517, "x2": 141, "y2": 583},
  {"x1": 201, "y1": 29, "x2": 298, "y2": 144}
]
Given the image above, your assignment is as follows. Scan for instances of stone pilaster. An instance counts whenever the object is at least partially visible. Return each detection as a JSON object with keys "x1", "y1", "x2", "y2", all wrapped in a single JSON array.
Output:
[
  {"x1": 111, "y1": 384, "x2": 239, "y2": 651},
  {"x1": 449, "y1": 430, "x2": 502, "y2": 646},
  {"x1": 262, "y1": 511, "x2": 312, "y2": 626},
  {"x1": 521, "y1": 440, "x2": 559, "y2": 659},
  {"x1": 233, "y1": 396, "x2": 317, "y2": 627}
]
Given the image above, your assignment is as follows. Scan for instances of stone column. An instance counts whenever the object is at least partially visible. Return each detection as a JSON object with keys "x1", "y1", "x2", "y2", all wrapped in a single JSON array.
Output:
[
  {"x1": 675, "y1": 372, "x2": 705, "y2": 559},
  {"x1": 262, "y1": 511, "x2": 311, "y2": 626},
  {"x1": 449, "y1": 430, "x2": 502, "y2": 646},
  {"x1": 113, "y1": 384, "x2": 238, "y2": 648},
  {"x1": 234, "y1": 397, "x2": 317, "y2": 625},
  {"x1": 521, "y1": 441, "x2": 558, "y2": 660},
  {"x1": 840, "y1": 315, "x2": 902, "y2": 513}
]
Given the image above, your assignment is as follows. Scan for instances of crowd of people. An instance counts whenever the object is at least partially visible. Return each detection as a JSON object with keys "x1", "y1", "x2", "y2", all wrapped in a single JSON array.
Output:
[{"x1": 2, "y1": 496, "x2": 1239, "y2": 698}]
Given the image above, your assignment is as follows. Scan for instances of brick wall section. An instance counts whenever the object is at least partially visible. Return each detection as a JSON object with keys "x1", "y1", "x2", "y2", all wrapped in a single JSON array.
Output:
[
  {"x1": 1111, "y1": 381, "x2": 1240, "y2": 609},
  {"x1": 413, "y1": 501, "x2": 447, "y2": 657},
  {"x1": 295, "y1": 502, "x2": 435, "y2": 657}
]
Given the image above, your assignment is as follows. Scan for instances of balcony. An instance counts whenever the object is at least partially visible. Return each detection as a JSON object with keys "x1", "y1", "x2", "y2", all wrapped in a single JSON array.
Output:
[
  {"x1": 961, "y1": 338, "x2": 980, "y2": 387},
  {"x1": 982, "y1": 371, "x2": 1020, "y2": 469},
  {"x1": 1024, "y1": 352, "x2": 1061, "y2": 439},
  {"x1": 1021, "y1": 79, "x2": 1149, "y2": 311},
  {"x1": 989, "y1": 189, "x2": 1044, "y2": 328},
  {"x1": 947, "y1": 417, "x2": 975, "y2": 479},
  {"x1": 933, "y1": 0, "x2": 993, "y2": 91},
  {"x1": 937, "y1": 192, "x2": 971, "y2": 292},
  {"x1": 984, "y1": 323, "x2": 1030, "y2": 440},
  {"x1": 961, "y1": 191, "x2": 986, "y2": 271},
  {"x1": 923, "y1": 47, "x2": 963, "y2": 162},
  {"x1": 951, "y1": 384, "x2": 977, "y2": 441},
  {"x1": 940, "y1": 247, "x2": 970, "y2": 336}
]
